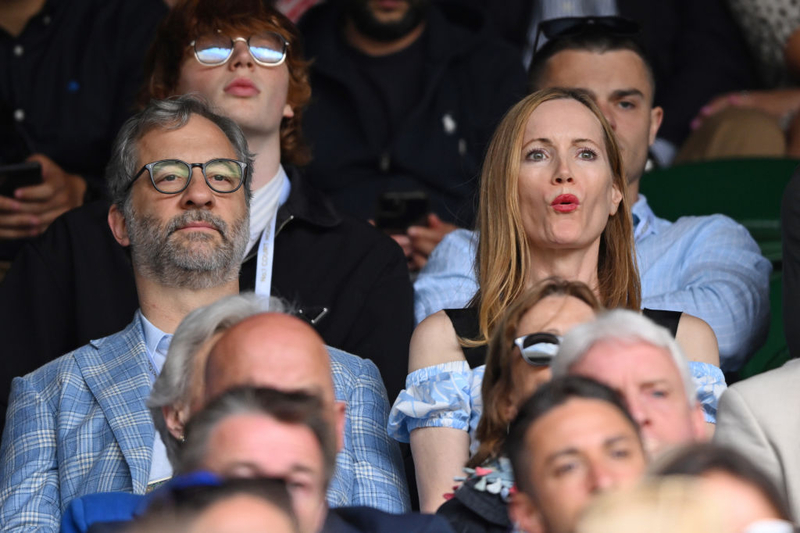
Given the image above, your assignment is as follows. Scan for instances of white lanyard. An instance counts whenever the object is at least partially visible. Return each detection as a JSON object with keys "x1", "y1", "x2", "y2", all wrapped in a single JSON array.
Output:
[
  {"x1": 255, "y1": 214, "x2": 278, "y2": 297},
  {"x1": 253, "y1": 173, "x2": 291, "y2": 297}
]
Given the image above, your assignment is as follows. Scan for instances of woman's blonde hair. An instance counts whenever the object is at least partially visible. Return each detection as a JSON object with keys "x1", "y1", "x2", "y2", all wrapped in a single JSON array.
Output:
[
  {"x1": 469, "y1": 87, "x2": 640, "y2": 347},
  {"x1": 468, "y1": 278, "x2": 601, "y2": 467},
  {"x1": 576, "y1": 478, "x2": 728, "y2": 533}
]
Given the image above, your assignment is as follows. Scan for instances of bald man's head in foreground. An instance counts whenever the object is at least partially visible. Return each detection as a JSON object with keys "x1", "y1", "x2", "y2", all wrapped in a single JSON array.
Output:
[
  {"x1": 153, "y1": 294, "x2": 345, "y2": 460},
  {"x1": 205, "y1": 312, "x2": 345, "y2": 450}
]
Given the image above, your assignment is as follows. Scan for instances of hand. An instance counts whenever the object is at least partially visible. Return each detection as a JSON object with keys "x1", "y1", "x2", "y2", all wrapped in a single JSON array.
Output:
[
  {"x1": 404, "y1": 213, "x2": 458, "y2": 271},
  {"x1": 691, "y1": 89, "x2": 800, "y2": 130},
  {"x1": 0, "y1": 154, "x2": 87, "y2": 239}
]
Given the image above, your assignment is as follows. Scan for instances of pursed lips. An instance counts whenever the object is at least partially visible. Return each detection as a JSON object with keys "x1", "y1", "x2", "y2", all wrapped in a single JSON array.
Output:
[{"x1": 550, "y1": 193, "x2": 580, "y2": 213}]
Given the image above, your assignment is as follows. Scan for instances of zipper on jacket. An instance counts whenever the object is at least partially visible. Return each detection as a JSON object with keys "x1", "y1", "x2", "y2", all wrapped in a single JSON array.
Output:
[{"x1": 276, "y1": 215, "x2": 295, "y2": 236}]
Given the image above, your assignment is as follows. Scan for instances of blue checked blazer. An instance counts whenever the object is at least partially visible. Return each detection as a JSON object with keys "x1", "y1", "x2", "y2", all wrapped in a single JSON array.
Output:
[
  {"x1": 0, "y1": 318, "x2": 154, "y2": 533},
  {"x1": 0, "y1": 317, "x2": 409, "y2": 532},
  {"x1": 327, "y1": 348, "x2": 410, "y2": 513}
]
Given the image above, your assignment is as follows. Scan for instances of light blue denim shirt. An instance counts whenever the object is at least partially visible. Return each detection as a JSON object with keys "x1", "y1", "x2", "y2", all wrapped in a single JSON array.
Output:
[
  {"x1": 138, "y1": 312, "x2": 173, "y2": 486},
  {"x1": 413, "y1": 195, "x2": 772, "y2": 372}
]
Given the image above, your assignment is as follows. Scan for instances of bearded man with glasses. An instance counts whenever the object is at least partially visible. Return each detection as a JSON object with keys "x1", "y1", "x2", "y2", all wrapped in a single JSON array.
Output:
[
  {"x1": 0, "y1": 0, "x2": 415, "y2": 427},
  {"x1": 0, "y1": 96, "x2": 254, "y2": 533}
]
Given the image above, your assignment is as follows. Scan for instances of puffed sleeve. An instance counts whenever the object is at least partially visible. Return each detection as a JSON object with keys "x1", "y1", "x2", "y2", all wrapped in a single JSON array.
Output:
[
  {"x1": 689, "y1": 361, "x2": 727, "y2": 423},
  {"x1": 387, "y1": 361, "x2": 483, "y2": 446}
]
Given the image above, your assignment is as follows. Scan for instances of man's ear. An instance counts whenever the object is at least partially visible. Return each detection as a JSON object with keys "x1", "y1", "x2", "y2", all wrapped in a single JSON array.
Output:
[
  {"x1": 162, "y1": 404, "x2": 188, "y2": 441},
  {"x1": 508, "y1": 490, "x2": 546, "y2": 533},
  {"x1": 334, "y1": 401, "x2": 346, "y2": 452},
  {"x1": 108, "y1": 204, "x2": 130, "y2": 247},
  {"x1": 649, "y1": 106, "x2": 664, "y2": 146}
]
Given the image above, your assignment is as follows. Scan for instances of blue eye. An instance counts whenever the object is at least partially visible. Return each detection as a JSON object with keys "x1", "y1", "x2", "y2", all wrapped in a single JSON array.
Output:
[
  {"x1": 578, "y1": 148, "x2": 597, "y2": 160},
  {"x1": 526, "y1": 149, "x2": 546, "y2": 161}
]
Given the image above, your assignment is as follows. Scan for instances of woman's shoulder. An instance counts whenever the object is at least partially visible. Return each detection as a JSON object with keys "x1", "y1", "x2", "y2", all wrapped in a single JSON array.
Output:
[
  {"x1": 409, "y1": 310, "x2": 466, "y2": 372},
  {"x1": 676, "y1": 313, "x2": 720, "y2": 367}
]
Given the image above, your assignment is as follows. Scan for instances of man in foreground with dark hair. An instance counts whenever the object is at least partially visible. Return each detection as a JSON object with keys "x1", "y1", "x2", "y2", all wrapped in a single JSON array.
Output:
[
  {"x1": 63, "y1": 387, "x2": 452, "y2": 533},
  {"x1": 506, "y1": 376, "x2": 648, "y2": 533}
]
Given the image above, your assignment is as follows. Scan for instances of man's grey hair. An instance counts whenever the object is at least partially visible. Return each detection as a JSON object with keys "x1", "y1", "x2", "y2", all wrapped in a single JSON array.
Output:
[
  {"x1": 148, "y1": 292, "x2": 293, "y2": 465},
  {"x1": 551, "y1": 309, "x2": 698, "y2": 406},
  {"x1": 106, "y1": 94, "x2": 255, "y2": 215},
  {"x1": 179, "y1": 386, "x2": 338, "y2": 487}
]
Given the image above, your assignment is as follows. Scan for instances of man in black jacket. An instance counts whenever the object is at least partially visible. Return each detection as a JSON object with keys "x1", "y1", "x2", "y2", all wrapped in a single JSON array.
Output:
[
  {"x1": 0, "y1": 0, "x2": 414, "y2": 426},
  {"x1": 298, "y1": 0, "x2": 526, "y2": 269}
]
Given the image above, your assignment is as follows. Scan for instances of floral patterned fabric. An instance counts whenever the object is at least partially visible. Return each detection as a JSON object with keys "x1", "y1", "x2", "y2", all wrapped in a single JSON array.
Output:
[{"x1": 388, "y1": 360, "x2": 726, "y2": 448}]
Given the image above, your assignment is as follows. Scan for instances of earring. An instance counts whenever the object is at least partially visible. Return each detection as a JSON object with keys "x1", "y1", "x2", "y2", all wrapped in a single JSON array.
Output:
[{"x1": 179, "y1": 434, "x2": 185, "y2": 444}]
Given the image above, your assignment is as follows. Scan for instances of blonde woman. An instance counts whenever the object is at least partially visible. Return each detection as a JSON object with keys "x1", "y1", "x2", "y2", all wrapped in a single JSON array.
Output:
[{"x1": 388, "y1": 88, "x2": 721, "y2": 512}]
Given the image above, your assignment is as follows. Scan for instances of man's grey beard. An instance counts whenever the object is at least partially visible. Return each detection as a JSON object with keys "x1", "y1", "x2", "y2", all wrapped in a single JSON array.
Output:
[{"x1": 126, "y1": 207, "x2": 249, "y2": 290}]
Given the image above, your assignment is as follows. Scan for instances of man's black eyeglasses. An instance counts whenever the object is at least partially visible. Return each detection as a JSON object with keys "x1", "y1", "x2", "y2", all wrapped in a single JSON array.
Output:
[
  {"x1": 128, "y1": 158, "x2": 248, "y2": 194},
  {"x1": 533, "y1": 16, "x2": 641, "y2": 56},
  {"x1": 514, "y1": 332, "x2": 562, "y2": 367}
]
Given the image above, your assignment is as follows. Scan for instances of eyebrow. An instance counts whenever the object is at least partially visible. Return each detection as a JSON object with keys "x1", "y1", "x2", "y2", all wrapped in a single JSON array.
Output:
[
  {"x1": 610, "y1": 89, "x2": 645, "y2": 100},
  {"x1": 602, "y1": 435, "x2": 635, "y2": 448},
  {"x1": 289, "y1": 463, "x2": 317, "y2": 476},
  {"x1": 543, "y1": 433, "x2": 633, "y2": 465},
  {"x1": 639, "y1": 379, "x2": 672, "y2": 388},
  {"x1": 526, "y1": 138, "x2": 601, "y2": 147},
  {"x1": 223, "y1": 460, "x2": 318, "y2": 477}
]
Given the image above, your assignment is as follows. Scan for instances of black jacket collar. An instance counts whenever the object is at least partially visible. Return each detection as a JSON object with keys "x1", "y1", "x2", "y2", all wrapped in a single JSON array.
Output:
[{"x1": 277, "y1": 165, "x2": 342, "y2": 229}]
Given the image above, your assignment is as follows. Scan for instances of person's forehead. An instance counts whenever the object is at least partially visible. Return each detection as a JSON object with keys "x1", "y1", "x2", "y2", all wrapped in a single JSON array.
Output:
[
  {"x1": 192, "y1": 495, "x2": 295, "y2": 533},
  {"x1": 526, "y1": 398, "x2": 637, "y2": 461},
  {"x1": 577, "y1": 339, "x2": 683, "y2": 385},
  {"x1": 524, "y1": 98, "x2": 606, "y2": 142},
  {"x1": 191, "y1": 17, "x2": 288, "y2": 40},
  {"x1": 516, "y1": 295, "x2": 597, "y2": 337},
  {"x1": 209, "y1": 316, "x2": 334, "y2": 398},
  {"x1": 137, "y1": 115, "x2": 239, "y2": 164},
  {"x1": 542, "y1": 49, "x2": 653, "y2": 101},
  {"x1": 208, "y1": 414, "x2": 323, "y2": 472}
]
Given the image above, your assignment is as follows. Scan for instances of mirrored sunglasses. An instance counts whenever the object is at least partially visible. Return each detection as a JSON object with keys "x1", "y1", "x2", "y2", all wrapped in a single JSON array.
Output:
[
  {"x1": 514, "y1": 332, "x2": 562, "y2": 366},
  {"x1": 192, "y1": 31, "x2": 289, "y2": 67}
]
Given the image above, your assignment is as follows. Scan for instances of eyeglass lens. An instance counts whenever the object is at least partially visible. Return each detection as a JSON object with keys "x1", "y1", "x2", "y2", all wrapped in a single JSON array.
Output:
[
  {"x1": 150, "y1": 159, "x2": 243, "y2": 193},
  {"x1": 194, "y1": 32, "x2": 286, "y2": 65}
]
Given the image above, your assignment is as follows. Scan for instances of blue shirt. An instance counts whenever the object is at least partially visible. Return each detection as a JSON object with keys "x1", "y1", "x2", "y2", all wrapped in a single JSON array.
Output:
[
  {"x1": 138, "y1": 312, "x2": 173, "y2": 486},
  {"x1": 413, "y1": 195, "x2": 772, "y2": 371}
]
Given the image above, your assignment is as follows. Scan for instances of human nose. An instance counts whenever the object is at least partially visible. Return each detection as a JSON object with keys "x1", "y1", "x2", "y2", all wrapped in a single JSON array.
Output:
[
  {"x1": 228, "y1": 38, "x2": 254, "y2": 70},
  {"x1": 587, "y1": 460, "x2": 615, "y2": 493},
  {"x1": 180, "y1": 167, "x2": 215, "y2": 208},
  {"x1": 625, "y1": 392, "x2": 650, "y2": 430},
  {"x1": 598, "y1": 102, "x2": 617, "y2": 131},
  {"x1": 551, "y1": 154, "x2": 574, "y2": 185}
]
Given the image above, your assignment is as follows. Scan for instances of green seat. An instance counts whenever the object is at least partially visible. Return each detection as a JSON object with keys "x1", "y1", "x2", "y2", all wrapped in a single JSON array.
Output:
[{"x1": 640, "y1": 158, "x2": 800, "y2": 377}]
